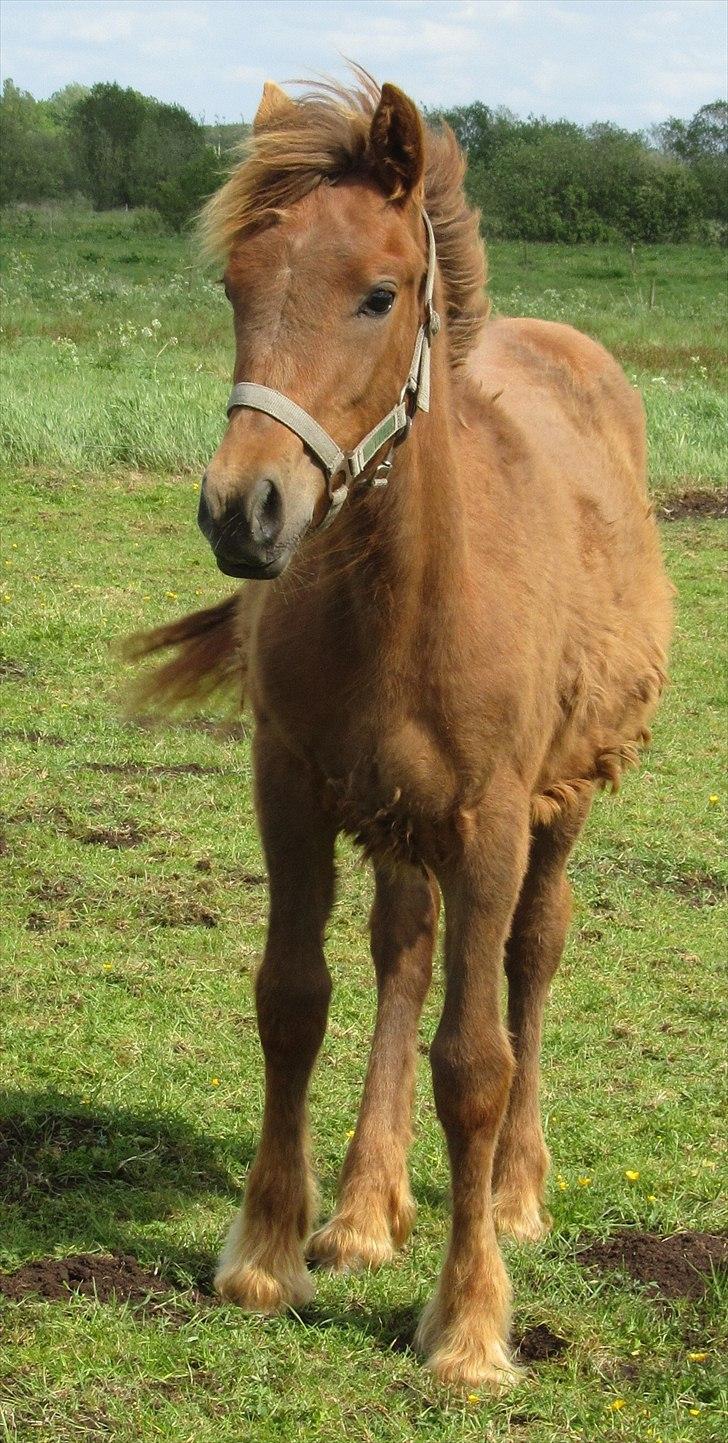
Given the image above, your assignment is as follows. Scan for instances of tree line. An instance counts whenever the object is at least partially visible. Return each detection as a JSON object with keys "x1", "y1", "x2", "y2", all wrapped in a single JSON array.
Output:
[
  {"x1": 436, "y1": 100, "x2": 727, "y2": 244},
  {"x1": 1, "y1": 78, "x2": 725, "y2": 242},
  {"x1": 0, "y1": 80, "x2": 226, "y2": 231}
]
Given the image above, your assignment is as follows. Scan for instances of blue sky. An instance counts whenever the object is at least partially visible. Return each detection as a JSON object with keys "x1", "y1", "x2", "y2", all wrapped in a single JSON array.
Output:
[{"x1": 2, "y1": 0, "x2": 726, "y2": 127}]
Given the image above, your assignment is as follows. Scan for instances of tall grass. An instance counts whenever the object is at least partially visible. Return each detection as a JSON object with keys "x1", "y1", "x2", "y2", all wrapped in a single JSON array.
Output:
[{"x1": 1, "y1": 205, "x2": 726, "y2": 490}]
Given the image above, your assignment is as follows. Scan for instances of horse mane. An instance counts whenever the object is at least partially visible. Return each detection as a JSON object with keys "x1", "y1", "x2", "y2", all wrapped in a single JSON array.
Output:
[{"x1": 199, "y1": 73, "x2": 489, "y2": 367}]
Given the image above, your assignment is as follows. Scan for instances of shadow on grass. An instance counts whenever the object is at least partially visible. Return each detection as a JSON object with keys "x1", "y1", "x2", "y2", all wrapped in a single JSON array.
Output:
[{"x1": 0, "y1": 1089, "x2": 252, "y2": 1285}]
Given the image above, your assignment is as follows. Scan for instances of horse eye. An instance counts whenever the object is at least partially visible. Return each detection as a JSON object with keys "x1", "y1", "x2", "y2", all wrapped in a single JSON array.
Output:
[{"x1": 359, "y1": 288, "x2": 395, "y2": 318}]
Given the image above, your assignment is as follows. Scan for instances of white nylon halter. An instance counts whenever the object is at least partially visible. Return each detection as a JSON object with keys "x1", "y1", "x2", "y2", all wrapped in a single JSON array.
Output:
[{"x1": 226, "y1": 209, "x2": 440, "y2": 529}]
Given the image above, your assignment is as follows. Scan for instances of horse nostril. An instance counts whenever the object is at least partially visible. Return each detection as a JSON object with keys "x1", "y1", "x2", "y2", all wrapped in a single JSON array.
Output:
[{"x1": 247, "y1": 477, "x2": 283, "y2": 546}]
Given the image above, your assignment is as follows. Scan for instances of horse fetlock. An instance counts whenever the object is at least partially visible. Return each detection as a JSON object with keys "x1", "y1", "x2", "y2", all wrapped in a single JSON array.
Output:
[
  {"x1": 308, "y1": 1174, "x2": 416, "y2": 1271},
  {"x1": 493, "y1": 1188, "x2": 552, "y2": 1244},
  {"x1": 414, "y1": 1292, "x2": 520, "y2": 1391},
  {"x1": 307, "y1": 1216, "x2": 396, "y2": 1273},
  {"x1": 216, "y1": 1191, "x2": 316, "y2": 1311}
]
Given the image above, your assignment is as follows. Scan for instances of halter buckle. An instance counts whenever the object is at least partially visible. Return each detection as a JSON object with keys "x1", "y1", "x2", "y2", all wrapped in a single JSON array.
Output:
[{"x1": 370, "y1": 455, "x2": 394, "y2": 487}]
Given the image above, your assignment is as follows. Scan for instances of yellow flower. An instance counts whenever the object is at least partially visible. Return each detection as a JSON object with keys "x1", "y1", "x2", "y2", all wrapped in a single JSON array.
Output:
[
  {"x1": 577, "y1": 1176, "x2": 591, "y2": 1187},
  {"x1": 624, "y1": 1170, "x2": 640, "y2": 1182},
  {"x1": 687, "y1": 1351, "x2": 708, "y2": 1362},
  {"x1": 210, "y1": 1076, "x2": 220, "y2": 1086},
  {"x1": 647, "y1": 1193, "x2": 656, "y2": 1202},
  {"x1": 166, "y1": 590, "x2": 178, "y2": 600},
  {"x1": 708, "y1": 794, "x2": 718, "y2": 804},
  {"x1": 467, "y1": 1392, "x2": 480, "y2": 1404},
  {"x1": 609, "y1": 1398, "x2": 626, "y2": 1411},
  {"x1": 345, "y1": 1129, "x2": 355, "y2": 1140},
  {"x1": 689, "y1": 1407, "x2": 701, "y2": 1416},
  {"x1": 103, "y1": 963, "x2": 112, "y2": 971}
]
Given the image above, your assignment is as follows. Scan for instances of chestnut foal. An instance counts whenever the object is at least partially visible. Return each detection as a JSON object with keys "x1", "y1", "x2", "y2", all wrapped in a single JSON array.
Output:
[{"x1": 126, "y1": 78, "x2": 672, "y2": 1387}]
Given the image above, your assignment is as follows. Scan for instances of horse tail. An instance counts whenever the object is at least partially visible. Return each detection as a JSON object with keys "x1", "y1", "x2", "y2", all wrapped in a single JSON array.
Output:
[{"x1": 118, "y1": 591, "x2": 251, "y2": 716}]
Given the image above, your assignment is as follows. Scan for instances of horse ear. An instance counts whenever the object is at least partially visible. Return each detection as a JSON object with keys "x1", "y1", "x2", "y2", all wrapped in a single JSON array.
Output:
[
  {"x1": 368, "y1": 83, "x2": 425, "y2": 200},
  {"x1": 253, "y1": 81, "x2": 296, "y2": 132}
]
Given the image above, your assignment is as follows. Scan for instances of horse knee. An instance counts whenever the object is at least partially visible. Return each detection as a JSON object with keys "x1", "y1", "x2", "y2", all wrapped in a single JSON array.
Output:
[
  {"x1": 430, "y1": 1028, "x2": 514, "y2": 1139},
  {"x1": 256, "y1": 958, "x2": 332, "y2": 1065}
]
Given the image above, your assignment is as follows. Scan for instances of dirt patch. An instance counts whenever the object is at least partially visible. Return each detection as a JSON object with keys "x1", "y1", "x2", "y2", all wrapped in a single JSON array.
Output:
[
  {"x1": 85, "y1": 760, "x2": 221, "y2": 777},
  {"x1": 0, "y1": 1102, "x2": 240, "y2": 1200},
  {"x1": 0, "y1": 658, "x2": 30, "y2": 681},
  {"x1": 26, "y1": 911, "x2": 56, "y2": 932},
  {"x1": 0, "y1": 726, "x2": 68, "y2": 747},
  {"x1": 150, "y1": 902, "x2": 218, "y2": 927},
  {"x1": 0, "y1": 1253, "x2": 212, "y2": 1315},
  {"x1": 665, "y1": 869, "x2": 727, "y2": 908},
  {"x1": 659, "y1": 489, "x2": 727, "y2": 521},
  {"x1": 578, "y1": 1230, "x2": 728, "y2": 1300},
  {"x1": 80, "y1": 821, "x2": 146, "y2": 849},
  {"x1": 515, "y1": 1323, "x2": 568, "y2": 1363}
]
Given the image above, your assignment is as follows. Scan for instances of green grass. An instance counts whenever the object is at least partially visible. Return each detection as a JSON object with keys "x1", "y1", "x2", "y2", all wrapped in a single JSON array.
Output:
[
  {"x1": 1, "y1": 204, "x2": 726, "y2": 491},
  {"x1": 0, "y1": 208, "x2": 726, "y2": 1441}
]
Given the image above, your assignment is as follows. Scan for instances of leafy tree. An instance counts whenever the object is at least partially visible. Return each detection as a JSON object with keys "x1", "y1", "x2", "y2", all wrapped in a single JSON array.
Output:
[
  {"x1": 155, "y1": 147, "x2": 223, "y2": 232},
  {"x1": 652, "y1": 101, "x2": 727, "y2": 234},
  {"x1": 0, "y1": 79, "x2": 76, "y2": 203}
]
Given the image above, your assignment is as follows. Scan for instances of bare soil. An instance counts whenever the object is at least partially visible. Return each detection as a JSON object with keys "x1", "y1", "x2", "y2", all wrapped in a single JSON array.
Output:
[
  {"x1": 80, "y1": 821, "x2": 146, "y2": 849},
  {"x1": 659, "y1": 489, "x2": 727, "y2": 521},
  {"x1": 515, "y1": 1323, "x2": 568, "y2": 1363},
  {"x1": 577, "y1": 1229, "x2": 728, "y2": 1299},
  {"x1": 0, "y1": 1252, "x2": 207, "y2": 1309}
]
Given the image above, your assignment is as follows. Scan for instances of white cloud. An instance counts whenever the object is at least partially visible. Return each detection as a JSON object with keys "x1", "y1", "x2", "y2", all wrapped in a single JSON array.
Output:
[
  {"x1": 323, "y1": 14, "x2": 477, "y2": 61},
  {"x1": 225, "y1": 64, "x2": 269, "y2": 85},
  {"x1": 29, "y1": 1, "x2": 208, "y2": 46}
]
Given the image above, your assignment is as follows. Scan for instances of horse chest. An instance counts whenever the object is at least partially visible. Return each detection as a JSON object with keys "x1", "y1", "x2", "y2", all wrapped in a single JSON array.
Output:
[{"x1": 319, "y1": 721, "x2": 462, "y2": 867}]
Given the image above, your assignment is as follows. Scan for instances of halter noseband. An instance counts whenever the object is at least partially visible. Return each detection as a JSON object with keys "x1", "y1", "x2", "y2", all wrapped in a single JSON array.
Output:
[{"x1": 225, "y1": 209, "x2": 440, "y2": 529}]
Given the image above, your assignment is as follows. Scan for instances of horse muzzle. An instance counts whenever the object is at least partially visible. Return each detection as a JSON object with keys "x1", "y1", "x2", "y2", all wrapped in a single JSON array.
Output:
[{"x1": 198, "y1": 471, "x2": 300, "y2": 580}]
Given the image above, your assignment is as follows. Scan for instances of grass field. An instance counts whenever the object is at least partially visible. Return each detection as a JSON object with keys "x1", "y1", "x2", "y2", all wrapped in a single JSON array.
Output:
[
  {"x1": 0, "y1": 207, "x2": 726, "y2": 1442},
  {"x1": 0, "y1": 204, "x2": 726, "y2": 491}
]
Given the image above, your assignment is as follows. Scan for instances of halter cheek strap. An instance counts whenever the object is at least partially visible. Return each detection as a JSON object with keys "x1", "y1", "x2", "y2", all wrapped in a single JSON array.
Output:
[{"x1": 225, "y1": 209, "x2": 440, "y2": 529}]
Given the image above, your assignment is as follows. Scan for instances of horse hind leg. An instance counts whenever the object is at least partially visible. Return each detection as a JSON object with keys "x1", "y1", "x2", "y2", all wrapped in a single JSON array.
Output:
[
  {"x1": 493, "y1": 789, "x2": 593, "y2": 1244},
  {"x1": 308, "y1": 863, "x2": 438, "y2": 1272}
]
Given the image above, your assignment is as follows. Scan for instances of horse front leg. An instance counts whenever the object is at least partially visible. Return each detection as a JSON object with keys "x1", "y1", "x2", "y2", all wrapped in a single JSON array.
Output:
[
  {"x1": 215, "y1": 729, "x2": 336, "y2": 1313},
  {"x1": 308, "y1": 862, "x2": 438, "y2": 1272},
  {"x1": 415, "y1": 787, "x2": 530, "y2": 1389}
]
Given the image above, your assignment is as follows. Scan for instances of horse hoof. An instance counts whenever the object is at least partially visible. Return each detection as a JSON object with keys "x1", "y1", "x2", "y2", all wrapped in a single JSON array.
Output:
[{"x1": 214, "y1": 1260, "x2": 314, "y2": 1313}]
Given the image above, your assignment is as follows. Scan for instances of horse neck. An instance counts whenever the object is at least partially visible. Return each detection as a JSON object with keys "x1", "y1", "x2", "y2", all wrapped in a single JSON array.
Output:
[{"x1": 319, "y1": 344, "x2": 467, "y2": 672}]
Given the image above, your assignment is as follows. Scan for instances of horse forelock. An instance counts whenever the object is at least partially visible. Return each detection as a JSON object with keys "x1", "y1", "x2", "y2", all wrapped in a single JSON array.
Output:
[{"x1": 198, "y1": 72, "x2": 489, "y2": 368}]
